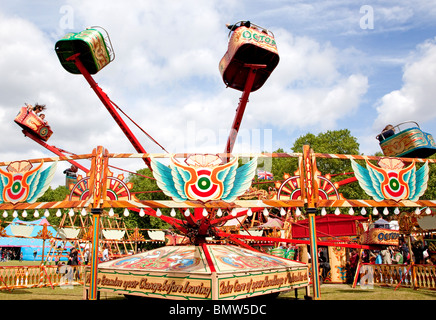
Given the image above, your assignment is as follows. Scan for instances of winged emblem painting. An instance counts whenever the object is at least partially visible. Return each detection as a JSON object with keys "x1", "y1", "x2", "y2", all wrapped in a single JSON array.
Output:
[
  {"x1": 351, "y1": 158, "x2": 429, "y2": 202},
  {"x1": 151, "y1": 154, "x2": 257, "y2": 202},
  {"x1": 0, "y1": 160, "x2": 57, "y2": 204}
]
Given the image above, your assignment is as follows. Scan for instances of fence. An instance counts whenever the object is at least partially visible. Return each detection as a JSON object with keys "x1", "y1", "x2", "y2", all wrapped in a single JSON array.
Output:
[
  {"x1": 358, "y1": 263, "x2": 436, "y2": 290},
  {"x1": 0, "y1": 265, "x2": 84, "y2": 290}
]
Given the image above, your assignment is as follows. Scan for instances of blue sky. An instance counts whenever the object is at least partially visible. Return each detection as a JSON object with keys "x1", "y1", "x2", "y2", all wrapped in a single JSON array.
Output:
[{"x1": 0, "y1": 1, "x2": 435, "y2": 186}]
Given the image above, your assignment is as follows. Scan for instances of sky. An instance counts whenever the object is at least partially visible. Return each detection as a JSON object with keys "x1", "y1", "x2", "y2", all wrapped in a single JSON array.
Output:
[{"x1": 0, "y1": 0, "x2": 436, "y2": 187}]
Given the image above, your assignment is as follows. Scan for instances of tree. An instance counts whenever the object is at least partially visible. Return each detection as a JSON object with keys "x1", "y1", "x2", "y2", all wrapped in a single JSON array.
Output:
[
  {"x1": 292, "y1": 129, "x2": 360, "y2": 173},
  {"x1": 421, "y1": 153, "x2": 436, "y2": 201},
  {"x1": 35, "y1": 185, "x2": 70, "y2": 226},
  {"x1": 290, "y1": 129, "x2": 366, "y2": 201},
  {"x1": 125, "y1": 168, "x2": 172, "y2": 231},
  {"x1": 256, "y1": 148, "x2": 298, "y2": 190}
]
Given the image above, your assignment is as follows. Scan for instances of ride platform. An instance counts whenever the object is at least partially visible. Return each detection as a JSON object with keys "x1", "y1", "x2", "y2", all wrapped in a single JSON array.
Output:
[{"x1": 84, "y1": 244, "x2": 309, "y2": 300}]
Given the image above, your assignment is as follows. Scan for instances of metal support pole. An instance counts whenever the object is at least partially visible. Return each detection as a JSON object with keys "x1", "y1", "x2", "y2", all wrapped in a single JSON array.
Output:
[
  {"x1": 308, "y1": 208, "x2": 320, "y2": 300},
  {"x1": 88, "y1": 207, "x2": 102, "y2": 300},
  {"x1": 302, "y1": 145, "x2": 320, "y2": 299},
  {"x1": 224, "y1": 64, "x2": 266, "y2": 161},
  {"x1": 22, "y1": 130, "x2": 89, "y2": 173}
]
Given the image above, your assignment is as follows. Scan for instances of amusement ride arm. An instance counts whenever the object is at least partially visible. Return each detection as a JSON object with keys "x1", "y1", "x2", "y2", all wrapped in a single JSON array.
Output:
[
  {"x1": 66, "y1": 53, "x2": 153, "y2": 171},
  {"x1": 22, "y1": 130, "x2": 89, "y2": 173},
  {"x1": 223, "y1": 64, "x2": 266, "y2": 161}
]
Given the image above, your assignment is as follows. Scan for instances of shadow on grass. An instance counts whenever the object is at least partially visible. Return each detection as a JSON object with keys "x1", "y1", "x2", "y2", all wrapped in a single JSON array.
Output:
[{"x1": 0, "y1": 289, "x2": 33, "y2": 295}]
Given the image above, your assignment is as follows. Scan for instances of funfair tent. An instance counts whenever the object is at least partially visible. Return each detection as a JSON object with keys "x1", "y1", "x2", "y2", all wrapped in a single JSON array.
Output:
[{"x1": 0, "y1": 217, "x2": 72, "y2": 261}]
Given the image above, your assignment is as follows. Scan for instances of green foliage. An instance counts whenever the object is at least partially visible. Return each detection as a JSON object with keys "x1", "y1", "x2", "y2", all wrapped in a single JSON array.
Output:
[
  {"x1": 293, "y1": 129, "x2": 366, "y2": 202},
  {"x1": 420, "y1": 153, "x2": 436, "y2": 200},
  {"x1": 125, "y1": 168, "x2": 173, "y2": 231},
  {"x1": 23, "y1": 186, "x2": 70, "y2": 226},
  {"x1": 292, "y1": 129, "x2": 360, "y2": 173},
  {"x1": 37, "y1": 185, "x2": 70, "y2": 202},
  {"x1": 269, "y1": 147, "x2": 298, "y2": 183}
]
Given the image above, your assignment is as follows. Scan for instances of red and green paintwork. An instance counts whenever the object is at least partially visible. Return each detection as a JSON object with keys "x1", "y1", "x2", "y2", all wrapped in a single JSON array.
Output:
[{"x1": 55, "y1": 28, "x2": 112, "y2": 75}]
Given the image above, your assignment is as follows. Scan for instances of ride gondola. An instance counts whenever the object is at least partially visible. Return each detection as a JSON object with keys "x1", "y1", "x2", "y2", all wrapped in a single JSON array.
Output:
[
  {"x1": 55, "y1": 26, "x2": 114, "y2": 75},
  {"x1": 219, "y1": 21, "x2": 279, "y2": 92},
  {"x1": 14, "y1": 106, "x2": 52, "y2": 141},
  {"x1": 377, "y1": 121, "x2": 436, "y2": 158}
]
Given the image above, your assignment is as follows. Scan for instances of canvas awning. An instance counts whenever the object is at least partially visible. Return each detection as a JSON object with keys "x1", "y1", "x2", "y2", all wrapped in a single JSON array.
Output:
[
  {"x1": 9, "y1": 225, "x2": 34, "y2": 237},
  {"x1": 58, "y1": 227, "x2": 80, "y2": 239},
  {"x1": 147, "y1": 230, "x2": 165, "y2": 241},
  {"x1": 258, "y1": 217, "x2": 283, "y2": 229},
  {"x1": 102, "y1": 229, "x2": 125, "y2": 240}
]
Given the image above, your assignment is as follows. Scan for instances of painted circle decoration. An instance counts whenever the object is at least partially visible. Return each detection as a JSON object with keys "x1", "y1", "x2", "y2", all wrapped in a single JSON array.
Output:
[
  {"x1": 5, "y1": 174, "x2": 27, "y2": 202},
  {"x1": 39, "y1": 127, "x2": 49, "y2": 137},
  {"x1": 188, "y1": 169, "x2": 218, "y2": 200},
  {"x1": 383, "y1": 171, "x2": 407, "y2": 201}
]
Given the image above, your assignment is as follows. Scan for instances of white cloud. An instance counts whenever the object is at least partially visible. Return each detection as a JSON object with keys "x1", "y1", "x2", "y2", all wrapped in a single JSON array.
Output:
[
  {"x1": 3, "y1": 0, "x2": 436, "y2": 187},
  {"x1": 244, "y1": 32, "x2": 368, "y2": 132},
  {"x1": 0, "y1": 2, "x2": 370, "y2": 174},
  {"x1": 374, "y1": 37, "x2": 436, "y2": 130}
]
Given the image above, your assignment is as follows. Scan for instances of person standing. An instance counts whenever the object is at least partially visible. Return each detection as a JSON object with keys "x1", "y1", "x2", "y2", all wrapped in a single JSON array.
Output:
[
  {"x1": 84, "y1": 249, "x2": 90, "y2": 265},
  {"x1": 348, "y1": 249, "x2": 359, "y2": 284},
  {"x1": 380, "y1": 247, "x2": 392, "y2": 264},
  {"x1": 68, "y1": 248, "x2": 80, "y2": 280},
  {"x1": 393, "y1": 248, "x2": 404, "y2": 264},
  {"x1": 102, "y1": 246, "x2": 109, "y2": 261}
]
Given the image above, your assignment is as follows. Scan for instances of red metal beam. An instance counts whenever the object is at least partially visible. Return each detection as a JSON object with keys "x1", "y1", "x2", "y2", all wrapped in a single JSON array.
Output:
[
  {"x1": 129, "y1": 207, "x2": 187, "y2": 234},
  {"x1": 66, "y1": 53, "x2": 152, "y2": 170},
  {"x1": 215, "y1": 230, "x2": 260, "y2": 251},
  {"x1": 22, "y1": 130, "x2": 89, "y2": 173},
  {"x1": 224, "y1": 64, "x2": 266, "y2": 158}
]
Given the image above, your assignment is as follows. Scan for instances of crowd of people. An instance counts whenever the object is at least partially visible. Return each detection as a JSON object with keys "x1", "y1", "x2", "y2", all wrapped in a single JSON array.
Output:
[
  {"x1": 0, "y1": 248, "x2": 22, "y2": 262},
  {"x1": 359, "y1": 239, "x2": 432, "y2": 266}
]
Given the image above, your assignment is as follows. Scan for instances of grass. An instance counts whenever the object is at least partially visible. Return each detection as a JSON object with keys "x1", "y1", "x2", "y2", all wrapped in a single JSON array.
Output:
[
  {"x1": 0, "y1": 285, "x2": 122, "y2": 300},
  {"x1": 1, "y1": 261, "x2": 436, "y2": 301},
  {"x1": 0, "y1": 260, "x2": 44, "y2": 267},
  {"x1": 284, "y1": 283, "x2": 436, "y2": 300},
  {"x1": 0, "y1": 283, "x2": 434, "y2": 301}
]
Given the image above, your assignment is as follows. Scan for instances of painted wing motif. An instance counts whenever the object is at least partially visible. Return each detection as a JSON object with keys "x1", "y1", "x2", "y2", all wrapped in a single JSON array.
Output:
[
  {"x1": 218, "y1": 157, "x2": 258, "y2": 202},
  {"x1": 150, "y1": 158, "x2": 188, "y2": 202},
  {"x1": 151, "y1": 157, "x2": 257, "y2": 202},
  {"x1": 409, "y1": 162, "x2": 429, "y2": 201},
  {"x1": 351, "y1": 159, "x2": 429, "y2": 202},
  {"x1": 350, "y1": 159, "x2": 384, "y2": 201},
  {"x1": 0, "y1": 174, "x2": 6, "y2": 203},
  {"x1": 26, "y1": 162, "x2": 57, "y2": 203},
  {"x1": 0, "y1": 161, "x2": 57, "y2": 204}
]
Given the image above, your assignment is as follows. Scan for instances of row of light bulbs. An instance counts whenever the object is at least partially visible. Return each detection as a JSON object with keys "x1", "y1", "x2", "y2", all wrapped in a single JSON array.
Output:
[
  {"x1": 321, "y1": 207, "x2": 432, "y2": 216},
  {"x1": 2, "y1": 206, "x2": 432, "y2": 219},
  {"x1": 2, "y1": 208, "x2": 87, "y2": 219}
]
